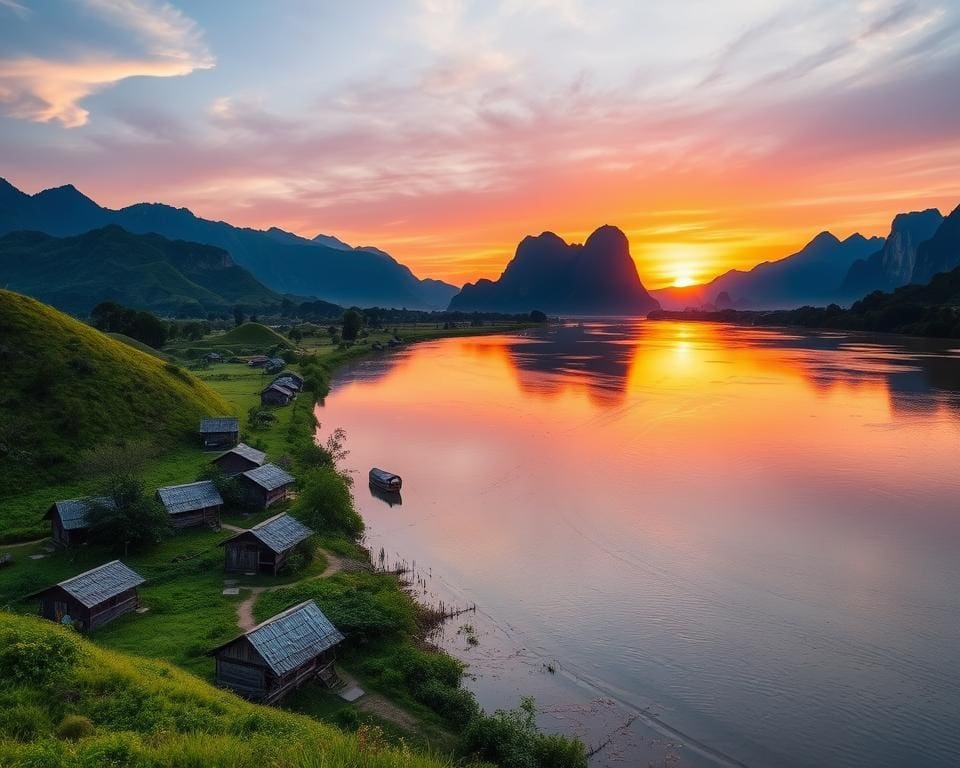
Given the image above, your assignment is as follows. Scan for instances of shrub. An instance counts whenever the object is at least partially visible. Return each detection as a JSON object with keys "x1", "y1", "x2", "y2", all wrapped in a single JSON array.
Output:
[
  {"x1": 461, "y1": 697, "x2": 587, "y2": 768},
  {"x1": 334, "y1": 707, "x2": 361, "y2": 732},
  {"x1": 294, "y1": 465, "x2": 362, "y2": 537},
  {"x1": 534, "y1": 733, "x2": 589, "y2": 768},
  {"x1": 56, "y1": 715, "x2": 94, "y2": 741},
  {"x1": 0, "y1": 620, "x2": 80, "y2": 687}
]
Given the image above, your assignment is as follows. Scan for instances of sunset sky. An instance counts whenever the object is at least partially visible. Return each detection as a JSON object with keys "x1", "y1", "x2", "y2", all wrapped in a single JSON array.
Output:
[{"x1": 1, "y1": 0, "x2": 959, "y2": 289}]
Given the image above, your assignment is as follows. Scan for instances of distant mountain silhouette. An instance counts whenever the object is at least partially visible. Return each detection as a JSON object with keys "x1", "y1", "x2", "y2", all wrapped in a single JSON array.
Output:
[
  {"x1": 652, "y1": 231, "x2": 884, "y2": 310},
  {"x1": 910, "y1": 205, "x2": 960, "y2": 285},
  {"x1": 0, "y1": 179, "x2": 458, "y2": 310},
  {"x1": 0, "y1": 226, "x2": 282, "y2": 315},
  {"x1": 840, "y1": 209, "x2": 943, "y2": 297},
  {"x1": 449, "y1": 225, "x2": 660, "y2": 315}
]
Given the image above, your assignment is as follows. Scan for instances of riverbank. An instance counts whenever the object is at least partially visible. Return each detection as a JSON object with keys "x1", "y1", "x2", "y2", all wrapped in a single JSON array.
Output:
[{"x1": 1, "y1": 318, "x2": 589, "y2": 765}]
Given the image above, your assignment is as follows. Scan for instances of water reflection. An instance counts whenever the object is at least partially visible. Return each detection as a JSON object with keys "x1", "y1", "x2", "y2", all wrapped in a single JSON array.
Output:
[
  {"x1": 324, "y1": 320, "x2": 960, "y2": 768},
  {"x1": 349, "y1": 320, "x2": 960, "y2": 420}
]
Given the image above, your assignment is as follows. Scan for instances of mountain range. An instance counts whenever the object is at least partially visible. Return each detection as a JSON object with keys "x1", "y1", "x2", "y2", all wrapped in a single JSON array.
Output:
[
  {"x1": 0, "y1": 178, "x2": 457, "y2": 310},
  {"x1": 652, "y1": 232, "x2": 884, "y2": 310},
  {"x1": 653, "y1": 204, "x2": 960, "y2": 311},
  {"x1": 449, "y1": 225, "x2": 660, "y2": 314},
  {"x1": 0, "y1": 226, "x2": 283, "y2": 316}
]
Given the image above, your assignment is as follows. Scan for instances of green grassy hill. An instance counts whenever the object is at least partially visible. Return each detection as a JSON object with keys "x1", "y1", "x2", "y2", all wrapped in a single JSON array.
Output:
[
  {"x1": 0, "y1": 226, "x2": 283, "y2": 316},
  {"x1": 172, "y1": 321, "x2": 294, "y2": 353},
  {"x1": 0, "y1": 290, "x2": 232, "y2": 496},
  {"x1": 0, "y1": 612, "x2": 465, "y2": 768}
]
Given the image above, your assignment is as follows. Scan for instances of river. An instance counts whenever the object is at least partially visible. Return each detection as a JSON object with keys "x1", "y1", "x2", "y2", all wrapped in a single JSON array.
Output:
[{"x1": 318, "y1": 320, "x2": 960, "y2": 768}]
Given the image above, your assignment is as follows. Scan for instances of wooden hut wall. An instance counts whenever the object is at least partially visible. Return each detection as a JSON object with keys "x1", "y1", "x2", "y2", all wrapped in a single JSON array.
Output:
[
  {"x1": 38, "y1": 586, "x2": 138, "y2": 631},
  {"x1": 170, "y1": 505, "x2": 220, "y2": 529}
]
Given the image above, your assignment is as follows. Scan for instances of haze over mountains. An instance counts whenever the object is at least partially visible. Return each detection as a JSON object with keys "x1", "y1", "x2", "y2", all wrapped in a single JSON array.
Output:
[
  {"x1": 450, "y1": 225, "x2": 660, "y2": 314},
  {"x1": 0, "y1": 179, "x2": 457, "y2": 310}
]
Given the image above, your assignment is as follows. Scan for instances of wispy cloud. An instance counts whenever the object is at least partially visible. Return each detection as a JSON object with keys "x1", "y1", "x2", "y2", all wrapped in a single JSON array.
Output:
[{"x1": 0, "y1": 0, "x2": 212, "y2": 127}]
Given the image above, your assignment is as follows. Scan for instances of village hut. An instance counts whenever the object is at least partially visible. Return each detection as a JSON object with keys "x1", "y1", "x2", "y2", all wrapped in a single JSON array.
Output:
[
  {"x1": 265, "y1": 357, "x2": 286, "y2": 374},
  {"x1": 220, "y1": 513, "x2": 313, "y2": 575},
  {"x1": 211, "y1": 442, "x2": 267, "y2": 477},
  {"x1": 204, "y1": 352, "x2": 224, "y2": 364},
  {"x1": 199, "y1": 417, "x2": 240, "y2": 450},
  {"x1": 31, "y1": 560, "x2": 145, "y2": 632},
  {"x1": 43, "y1": 496, "x2": 112, "y2": 547},
  {"x1": 248, "y1": 355, "x2": 270, "y2": 368},
  {"x1": 260, "y1": 382, "x2": 295, "y2": 406},
  {"x1": 239, "y1": 464, "x2": 296, "y2": 510},
  {"x1": 156, "y1": 480, "x2": 223, "y2": 529},
  {"x1": 271, "y1": 371, "x2": 304, "y2": 391},
  {"x1": 209, "y1": 600, "x2": 344, "y2": 703}
]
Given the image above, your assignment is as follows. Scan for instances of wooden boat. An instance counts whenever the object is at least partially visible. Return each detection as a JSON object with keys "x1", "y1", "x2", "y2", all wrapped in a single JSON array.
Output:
[{"x1": 369, "y1": 467, "x2": 402, "y2": 492}]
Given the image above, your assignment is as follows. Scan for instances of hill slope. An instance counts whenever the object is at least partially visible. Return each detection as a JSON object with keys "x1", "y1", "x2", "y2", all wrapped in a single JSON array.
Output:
[
  {"x1": 0, "y1": 290, "x2": 232, "y2": 494},
  {"x1": 0, "y1": 612, "x2": 458, "y2": 768},
  {"x1": 0, "y1": 226, "x2": 283, "y2": 316},
  {"x1": 0, "y1": 179, "x2": 459, "y2": 310},
  {"x1": 449, "y1": 225, "x2": 659, "y2": 314}
]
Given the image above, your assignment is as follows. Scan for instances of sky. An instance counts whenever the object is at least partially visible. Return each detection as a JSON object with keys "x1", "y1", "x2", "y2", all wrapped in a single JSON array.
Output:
[{"x1": 0, "y1": 0, "x2": 959, "y2": 289}]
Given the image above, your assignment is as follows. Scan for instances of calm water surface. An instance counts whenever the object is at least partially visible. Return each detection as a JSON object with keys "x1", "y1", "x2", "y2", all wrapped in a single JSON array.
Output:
[{"x1": 320, "y1": 321, "x2": 960, "y2": 768}]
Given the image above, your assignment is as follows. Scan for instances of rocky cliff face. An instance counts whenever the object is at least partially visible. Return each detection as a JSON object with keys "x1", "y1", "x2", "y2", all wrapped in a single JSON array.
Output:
[
  {"x1": 449, "y1": 225, "x2": 660, "y2": 315},
  {"x1": 910, "y1": 206, "x2": 960, "y2": 285},
  {"x1": 840, "y1": 209, "x2": 943, "y2": 297}
]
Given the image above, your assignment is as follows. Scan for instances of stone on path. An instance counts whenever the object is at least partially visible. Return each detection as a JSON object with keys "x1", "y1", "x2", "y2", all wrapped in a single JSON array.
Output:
[
  {"x1": 339, "y1": 686, "x2": 365, "y2": 702},
  {"x1": 222, "y1": 587, "x2": 240, "y2": 596},
  {"x1": 29, "y1": 554, "x2": 47, "y2": 560},
  {"x1": 135, "y1": 607, "x2": 150, "y2": 614}
]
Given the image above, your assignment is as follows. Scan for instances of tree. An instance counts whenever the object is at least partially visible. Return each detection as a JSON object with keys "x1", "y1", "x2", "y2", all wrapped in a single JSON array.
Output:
[
  {"x1": 233, "y1": 306, "x2": 245, "y2": 328},
  {"x1": 341, "y1": 309, "x2": 363, "y2": 341},
  {"x1": 529, "y1": 310, "x2": 547, "y2": 323},
  {"x1": 90, "y1": 301, "x2": 167, "y2": 348},
  {"x1": 83, "y1": 442, "x2": 169, "y2": 555},
  {"x1": 294, "y1": 465, "x2": 362, "y2": 537}
]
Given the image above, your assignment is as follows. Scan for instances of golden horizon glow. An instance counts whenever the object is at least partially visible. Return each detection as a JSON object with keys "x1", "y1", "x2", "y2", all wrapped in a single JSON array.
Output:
[{"x1": 2, "y1": 1, "x2": 959, "y2": 290}]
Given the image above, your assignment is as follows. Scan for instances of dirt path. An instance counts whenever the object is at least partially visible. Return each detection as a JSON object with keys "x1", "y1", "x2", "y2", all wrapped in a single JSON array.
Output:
[
  {"x1": 232, "y1": 546, "x2": 346, "y2": 631},
  {"x1": 357, "y1": 694, "x2": 420, "y2": 731},
  {"x1": 1, "y1": 537, "x2": 50, "y2": 549}
]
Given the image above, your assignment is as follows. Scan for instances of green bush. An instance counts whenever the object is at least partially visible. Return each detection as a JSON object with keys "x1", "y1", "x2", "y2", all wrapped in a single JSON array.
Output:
[
  {"x1": 461, "y1": 697, "x2": 587, "y2": 768},
  {"x1": 0, "y1": 621, "x2": 80, "y2": 687},
  {"x1": 56, "y1": 715, "x2": 94, "y2": 741},
  {"x1": 294, "y1": 465, "x2": 362, "y2": 538},
  {"x1": 533, "y1": 733, "x2": 589, "y2": 768},
  {"x1": 334, "y1": 707, "x2": 361, "y2": 732}
]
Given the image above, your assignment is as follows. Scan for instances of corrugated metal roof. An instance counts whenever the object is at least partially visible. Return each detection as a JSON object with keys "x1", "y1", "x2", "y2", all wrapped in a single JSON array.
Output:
[
  {"x1": 242, "y1": 463, "x2": 296, "y2": 492},
  {"x1": 48, "y1": 496, "x2": 113, "y2": 531},
  {"x1": 248, "y1": 513, "x2": 312, "y2": 553},
  {"x1": 220, "y1": 443, "x2": 267, "y2": 466},
  {"x1": 272, "y1": 376, "x2": 302, "y2": 392},
  {"x1": 262, "y1": 383, "x2": 295, "y2": 397},
  {"x1": 157, "y1": 480, "x2": 223, "y2": 515},
  {"x1": 200, "y1": 417, "x2": 239, "y2": 433},
  {"x1": 58, "y1": 560, "x2": 145, "y2": 608},
  {"x1": 246, "y1": 600, "x2": 344, "y2": 675}
]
